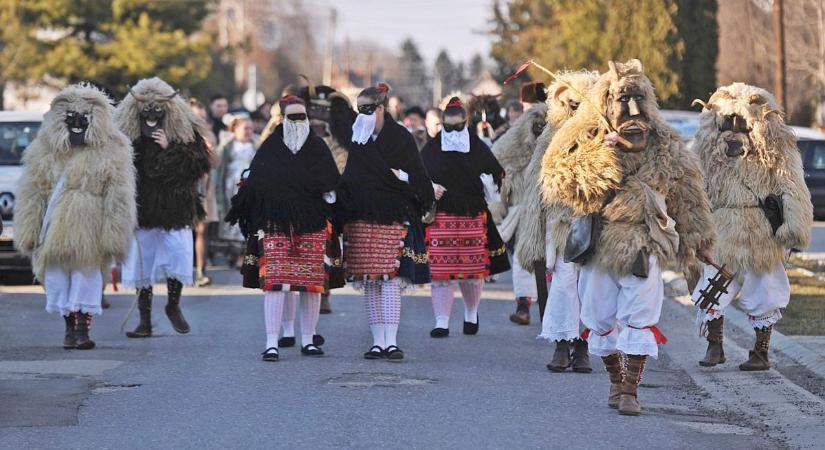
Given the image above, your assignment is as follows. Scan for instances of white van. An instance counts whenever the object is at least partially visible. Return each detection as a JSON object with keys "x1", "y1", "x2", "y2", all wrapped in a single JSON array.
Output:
[{"x1": 0, "y1": 111, "x2": 43, "y2": 278}]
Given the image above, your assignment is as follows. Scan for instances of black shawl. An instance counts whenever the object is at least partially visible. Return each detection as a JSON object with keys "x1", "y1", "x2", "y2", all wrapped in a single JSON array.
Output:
[
  {"x1": 337, "y1": 114, "x2": 434, "y2": 224},
  {"x1": 420, "y1": 132, "x2": 504, "y2": 216},
  {"x1": 133, "y1": 134, "x2": 212, "y2": 229},
  {"x1": 225, "y1": 125, "x2": 340, "y2": 236}
]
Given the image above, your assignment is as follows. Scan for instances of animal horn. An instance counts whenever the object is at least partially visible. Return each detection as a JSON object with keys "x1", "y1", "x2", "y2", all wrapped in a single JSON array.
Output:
[
  {"x1": 299, "y1": 74, "x2": 316, "y2": 99},
  {"x1": 762, "y1": 108, "x2": 783, "y2": 120},
  {"x1": 691, "y1": 99, "x2": 710, "y2": 110},
  {"x1": 128, "y1": 86, "x2": 148, "y2": 102},
  {"x1": 160, "y1": 90, "x2": 179, "y2": 100}
]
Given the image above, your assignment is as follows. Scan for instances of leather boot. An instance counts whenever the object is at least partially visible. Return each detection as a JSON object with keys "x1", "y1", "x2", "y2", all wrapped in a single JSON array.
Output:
[
  {"x1": 739, "y1": 326, "x2": 772, "y2": 371},
  {"x1": 546, "y1": 340, "x2": 571, "y2": 372},
  {"x1": 126, "y1": 287, "x2": 153, "y2": 338},
  {"x1": 165, "y1": 278, "x2": 190, "y2": 334},
  {"x1": 618, "y1": 354, "x2": 646, "y2": 416},
  {"x1": 602, "y1": 353, "x2": 624, "y2": 409},
  {"x1": 699, "y1": 317, "x2": 726, "y2": 367},
  {"x1": 509, "y1": 297, "x2": 531, "y2": 325},
  {"x1": 571, "y1": 339, "x2": 593, "y2": 373},
  {"x1": 320, "y1": 293, "x2": 332, "y2": 314},
  {"x1": 73, "y1": 312, "x2": 95, "y2": 350},
  {"x1": 62, "y1": 314, "x2": 76, "y2": 349}
]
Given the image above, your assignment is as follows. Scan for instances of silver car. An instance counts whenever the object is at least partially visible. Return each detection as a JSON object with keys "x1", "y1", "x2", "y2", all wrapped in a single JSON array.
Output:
[{"x1": 0, "y1": 111, "x2": 42, "y2": 279}]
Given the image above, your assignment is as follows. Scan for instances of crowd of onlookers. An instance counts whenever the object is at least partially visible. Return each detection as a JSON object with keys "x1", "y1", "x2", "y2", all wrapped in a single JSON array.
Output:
[{"x1": 190, "y1": 92, "x2": 528, "y2": 287}]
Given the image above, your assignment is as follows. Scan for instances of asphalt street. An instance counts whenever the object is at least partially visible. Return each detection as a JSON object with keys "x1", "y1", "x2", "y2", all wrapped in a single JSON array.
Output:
[{"x1": 0, "y1": 270, "x2": 822, "y2": 449}]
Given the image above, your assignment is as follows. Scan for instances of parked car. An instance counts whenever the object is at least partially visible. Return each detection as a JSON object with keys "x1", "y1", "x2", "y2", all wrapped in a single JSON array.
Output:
[
  {"x1": 0, "y1": 111, "x2": 43, "y2": 280},
  {"x1": 795, "y1": 126, "x2": 825, "y2": 219}
]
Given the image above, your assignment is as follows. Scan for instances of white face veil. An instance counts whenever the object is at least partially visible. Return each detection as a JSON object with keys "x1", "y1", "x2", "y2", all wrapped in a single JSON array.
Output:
[
  {"x1": 284, "y1": 118, "x2": 310, "y2": 153},
  {"x1": 351, "y1": 112, "x2": 377, "y2": 145},
  {"x1": 440, "y1": 127, "x2": 470, "y2": 153}
]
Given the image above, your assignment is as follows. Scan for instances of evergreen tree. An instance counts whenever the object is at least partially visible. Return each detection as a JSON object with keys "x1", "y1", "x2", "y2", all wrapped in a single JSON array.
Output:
[
  {"x1": 0, "y1": 0, "x2": 214, "y2": 99},
  {"x1": 489, "y1": 0, "x2": 716, "y2": 108}
]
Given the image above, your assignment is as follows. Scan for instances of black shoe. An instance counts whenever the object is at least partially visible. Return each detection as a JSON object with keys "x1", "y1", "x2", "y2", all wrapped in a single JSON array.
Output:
[
  {"x1": 126, "y1": 287, "x2": 153, "y2": 338},
  {"x1": 261, "y1": 347, "x2": 279, "y2": 362},
  {"x1": 385, "y1": 345, "x2": 404, "y2": 361},
  {"x1": 73, "y1": 312, "x2": 95, "y2": 350},
  {"x1": 364, "y1": 345, "x2": 385, "y2": 359},
  {"x1": 430, "y1": 327, "x2": 449, "y2": 338},
  {"x1": 301, "y1": 344, "x2": 325, "y2": 356},
  {"x1": 278, "y1": 336, "x2": 296, "y2": 348},
  {"x1": 165, "y1": 278, "x2": 190, "y2": 334},
  {"x1": 463, "y1": 317, "x2": 479, "y2": 335},
  {"x1": 63, "y1": 314, "x2": 77, "y2": 349},
  {"x1": 101, "y1": 295, "x2": 111, "y2": 309},
  {"x1": 313, "y1": 334, "x2": 325, "y2": 346}
]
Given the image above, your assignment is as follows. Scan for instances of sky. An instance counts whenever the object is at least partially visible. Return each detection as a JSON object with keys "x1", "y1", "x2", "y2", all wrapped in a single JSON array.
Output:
[{"x1": 311, "y1": 0, "x2": 496, "y2": 63}]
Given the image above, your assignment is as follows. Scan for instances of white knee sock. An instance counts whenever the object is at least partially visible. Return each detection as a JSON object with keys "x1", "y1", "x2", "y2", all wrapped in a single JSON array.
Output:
[
  {"x1": 281, "y1": 293, "x2": 297, "y2": 338},
  {"x1": 384, "y1": 324, "x2": 399, "y2": 348},
  {"x1": 432, "y1": 284, "x2": 455, "y2": 328},
  {"x1": 264, "y1": 292, "x2": 285, "y2": 349},
  {"x1": 459, "y1": 281, "x2": 482, "y2": 324},
  {"x1": 299, "y1": 292, "x2": 321, "y2": 347},
  {"x1": 364, "y1": 282, "x2": 385, "y2": 347},
  {"x1": 381, "y1": 280, "x2": 401, "y2": 347}
]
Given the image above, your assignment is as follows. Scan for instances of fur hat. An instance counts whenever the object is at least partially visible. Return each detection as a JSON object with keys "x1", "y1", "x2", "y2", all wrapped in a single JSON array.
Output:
[{"x1": 115, "y1": 77, "x2": 208, "y2": 144}]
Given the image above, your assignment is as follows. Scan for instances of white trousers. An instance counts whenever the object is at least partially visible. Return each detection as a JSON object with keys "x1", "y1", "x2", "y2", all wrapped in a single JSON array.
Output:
[
  {"x1": 44, "y1": 266, "x2": 103, "y2": 316},
  {"x1": 539, "y1": 255, "x2": 581, "y2": 342},
  {"x1": 692, "y1": 262, "x2": 790, "y2": 329},
  {"x1": 122, "y1": 228, "x2": 194, "y2": 288},
  {"x1": 579, "y1": 255, "x2": 664, "y2": 358},
  {"x1": 511, "y1": 251, "x2": 538, "y2": 298}
]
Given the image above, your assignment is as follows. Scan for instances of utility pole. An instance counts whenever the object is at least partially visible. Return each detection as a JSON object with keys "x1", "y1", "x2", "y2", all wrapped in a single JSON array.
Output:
[
  {"x1": 323, "y1": 9, "x2": 337, "y2": 86},
  {"x1": 773, "y1": 0, "x2": 787, "y2": 111}
]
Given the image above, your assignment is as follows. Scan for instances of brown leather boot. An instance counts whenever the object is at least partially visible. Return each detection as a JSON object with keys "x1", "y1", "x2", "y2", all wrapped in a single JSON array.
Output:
[
  {"x1": 571, "y1": 339, "x2": 593, "y2": 373},
  {"x1": 126, "y1": 287, "x2": 153, "y2": 338},
  {"x1": 739, "y1": 326, "x2": 772, "y2": 371},
  {"x1": 509, "y1": 297, "x2": 531, "y2": 325},
  {"x1": 699, "y1": 317, "x2": 726, "y2": 367},
  {"x1": 602, "y1": 353, "x2": 624, "y2": 409},
  {"x1": 63, "y1": 314, "x2": 76, "y2": 349},
  {"x1": 73, "y1": 312, "x2": 95, "y2": 350},
  {"x1": 165, "y1": 278, "x2": 190, "y2": 334},
  {"x1": 618, "y1": 354, "x2": 646, "y2": 416},
  {"x1": 546, "y1": 340, "x2": 571, "y2": 372}
]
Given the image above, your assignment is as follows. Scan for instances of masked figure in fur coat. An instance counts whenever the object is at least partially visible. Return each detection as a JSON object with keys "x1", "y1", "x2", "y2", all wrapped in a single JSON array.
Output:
[
  {"x1": 116, "y1": 77, "x2": 213, "y2": 338},
  {"x1": 691, "y1": 83, "x2": 812, "y2": 371},
  {"x1": 15, "y1": 83, "x2": 136, "y2": 350},
  {"x1": 489, "y1": 88, "x2": 548, "y2": 325},
  {"x1": 517, "y1": 70, "x2": 599, "y2": 374},
  {"x1": 541, "y1": 60, "x2": 716, "y2": 416}
]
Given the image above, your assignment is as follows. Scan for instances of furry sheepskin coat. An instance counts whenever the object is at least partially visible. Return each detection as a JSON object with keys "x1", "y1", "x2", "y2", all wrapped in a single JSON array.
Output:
[
  {"x1": 515, "y1": 71, "x2": 599, "y2": 269},
  {"x1": 541, "y1": 60, "x2": 715, "y2": 276},
  {"x1": 694, "y1": 83, "x2": 812, "y2": 273},
  {"x1": 489, "y1": 103, "x2": 548, "y2": 243},
  {"x1": 116, "y1": 77, "x2": 212, "y2": 230},
  {"x1": 15, "y1": 84, "x2": 136, "y2": 280}
]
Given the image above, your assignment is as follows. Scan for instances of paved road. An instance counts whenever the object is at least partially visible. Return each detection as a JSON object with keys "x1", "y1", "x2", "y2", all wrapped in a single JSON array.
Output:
[{"x1": 0, "y1": 270, "x2": 822, "y2": 449}]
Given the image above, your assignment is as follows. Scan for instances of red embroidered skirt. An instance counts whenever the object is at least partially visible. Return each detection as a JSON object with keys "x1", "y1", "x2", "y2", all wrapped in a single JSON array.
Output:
[
  {"x1": 258, "y1": 224, "x2": 331, "y2": 293},
  {"x1": 426, "y1": 211, "x2": 490, "y2": 281},
  {"x1": 344, "y1": 221, "x2": 407, "y2": 280}
]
